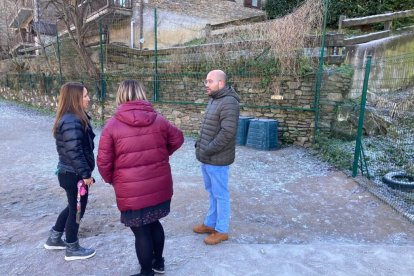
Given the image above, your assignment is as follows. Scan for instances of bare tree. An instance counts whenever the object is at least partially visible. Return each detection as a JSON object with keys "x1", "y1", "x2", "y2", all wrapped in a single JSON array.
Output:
[
  {"x1": 0, "y1": 0, "x2": 30, "y2": 72},
  {"x1": 45, "y1": 0, "x2": 100, "y2": 84},
  {"x1": 0, "y1": 0, "x2": 13, "y2": 60}
]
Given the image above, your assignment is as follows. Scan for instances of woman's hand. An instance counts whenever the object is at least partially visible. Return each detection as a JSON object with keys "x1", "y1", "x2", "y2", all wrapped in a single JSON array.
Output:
[{"x1": 83, "y1": 177, "x2": 95, "y2": 186}]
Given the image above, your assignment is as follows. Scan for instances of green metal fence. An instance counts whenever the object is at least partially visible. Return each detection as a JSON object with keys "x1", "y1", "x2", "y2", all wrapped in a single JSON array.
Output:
[
  {"x1": 0, "y1": 72, "x2": 62, "y2": 95},
  {"x1": 357, "y1": 54, "x2": 414, "y2": 219},
  {"x1": 1, "y1": 0, "x2": 328, "y2": 106},
  {"x1": 317, "y1": 53, "x2": 414, "y2": 220}
]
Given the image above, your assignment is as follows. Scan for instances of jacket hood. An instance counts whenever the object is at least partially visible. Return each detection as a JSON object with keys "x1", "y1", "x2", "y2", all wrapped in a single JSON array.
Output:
[
  {"x1": 115, "y1": 100, "x2": 157, "y2": 127},
  {"x1": 211, "y1": 85, "x2": 240, "y2": 102}
]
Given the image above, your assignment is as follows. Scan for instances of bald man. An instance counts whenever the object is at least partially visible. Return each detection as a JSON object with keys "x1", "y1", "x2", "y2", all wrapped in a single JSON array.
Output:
[{"x1": 194, "y1": 70, "x2": 240, "y2": 245}]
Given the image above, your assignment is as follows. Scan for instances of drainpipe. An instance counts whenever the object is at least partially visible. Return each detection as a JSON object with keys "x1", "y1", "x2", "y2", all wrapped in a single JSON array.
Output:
[
  {"x1": 34, "y1": 0, "x2": 40, "y2": 55},
  {"x1": 139, "y1": 0, "x2": 144, "y2": 50},
  {"x1": 130, "y1": 20, "x2": 135, "y2": 48}
]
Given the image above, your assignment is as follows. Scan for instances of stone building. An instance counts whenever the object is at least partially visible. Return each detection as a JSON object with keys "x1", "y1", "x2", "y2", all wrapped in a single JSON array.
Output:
[{"x1": 4, "y1": 0, "x2": 266, "y2": 53}]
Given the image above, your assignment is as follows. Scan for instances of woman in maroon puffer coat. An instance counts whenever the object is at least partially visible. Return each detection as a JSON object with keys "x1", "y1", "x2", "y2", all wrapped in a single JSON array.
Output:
[{"x1": 97, "y1": 80, "x2": 184, "y2": 276}]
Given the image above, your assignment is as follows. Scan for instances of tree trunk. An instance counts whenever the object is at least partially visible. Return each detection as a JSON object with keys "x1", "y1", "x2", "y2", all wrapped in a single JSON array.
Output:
[{"x1": 73, "y1": 40, "x2": 100, "y2": 81}]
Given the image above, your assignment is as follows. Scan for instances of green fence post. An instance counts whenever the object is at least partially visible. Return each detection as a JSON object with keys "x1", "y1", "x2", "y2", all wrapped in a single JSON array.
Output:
[
  {"x1": 313, "y1": 0, "x2": 329, "y2": 145},
  {"x1": 99, "y1": 18, "x2": 106, "y2": 101},
  {"x1": 352, "y1": 55, "x2": 372, "y2": 177},
  {"x1": 41, "y1": 73, "x2": 45, "y2": 94},
  {"x1": 56, "y1": 27, "x2": 63, "y2": 85},
  {"x1": 29, "y1": 73, "x2": 33, "y2": 90},
  {"x1": 153, "y1": 8, "x2": 159, "y2": 101}
]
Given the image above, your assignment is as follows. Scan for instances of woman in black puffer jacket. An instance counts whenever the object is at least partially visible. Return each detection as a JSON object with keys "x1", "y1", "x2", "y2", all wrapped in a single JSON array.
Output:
[{"x1": 43, "y1": 82, "x2": 96, "y2": 261}]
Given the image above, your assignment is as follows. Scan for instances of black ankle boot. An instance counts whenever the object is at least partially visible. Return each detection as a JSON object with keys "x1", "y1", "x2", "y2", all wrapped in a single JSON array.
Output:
[
  {"x1": 64, "y1": 240, "x2": 96, "y2": 261},
  {"x1": 44, "y1": 227, "x2": 66, "y2": 250},
  {"x1": 152, "y1": 257, "x2": 165, "y2": 274}
]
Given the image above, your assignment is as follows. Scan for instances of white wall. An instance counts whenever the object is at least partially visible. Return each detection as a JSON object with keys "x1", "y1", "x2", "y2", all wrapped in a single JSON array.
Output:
[{"x1": 137, "y1": 8, "x2": 209, "y2": 49}]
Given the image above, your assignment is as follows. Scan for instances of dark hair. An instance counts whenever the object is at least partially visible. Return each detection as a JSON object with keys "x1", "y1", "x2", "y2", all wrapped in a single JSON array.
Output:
[{"x1": 52, "y1": 82, "x2": 88, "y2": 137}]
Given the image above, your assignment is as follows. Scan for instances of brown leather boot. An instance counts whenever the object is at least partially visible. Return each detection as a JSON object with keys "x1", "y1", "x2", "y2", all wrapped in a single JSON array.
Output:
[
  {"x1": 204, "y1": 232, "x2": 229, "y2": 245},
  {"x1": 193, "y1": 224, "x2": 215, "y2": 234}
]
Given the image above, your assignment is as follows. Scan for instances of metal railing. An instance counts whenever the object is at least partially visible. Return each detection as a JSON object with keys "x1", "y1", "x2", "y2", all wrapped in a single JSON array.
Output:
[
  {"x1": 110, "y1": 0, "x2": 133, "y2": 8},
  {"x1": 88, "y1": 0, "x2": 132, "y2": 15}
]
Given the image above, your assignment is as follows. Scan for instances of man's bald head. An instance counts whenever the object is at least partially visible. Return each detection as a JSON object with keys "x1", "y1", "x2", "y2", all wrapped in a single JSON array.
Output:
[
  {"x1": 204, "y1": 70, "x2": 226, "y2": 95},
  {"x1": 208, "y1": 70, "x2": 227, "y2": 84}
]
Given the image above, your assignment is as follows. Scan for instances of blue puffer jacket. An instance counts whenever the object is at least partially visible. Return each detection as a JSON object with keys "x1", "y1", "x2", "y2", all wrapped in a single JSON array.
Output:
[{"x1": 55, "y1": 113, "x2": 95, "y2": 178}]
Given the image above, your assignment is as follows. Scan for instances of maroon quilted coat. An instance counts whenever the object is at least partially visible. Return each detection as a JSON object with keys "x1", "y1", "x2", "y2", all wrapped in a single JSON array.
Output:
[{"x1": 97, "y1": 100, "x2": 184, "y2": 212}]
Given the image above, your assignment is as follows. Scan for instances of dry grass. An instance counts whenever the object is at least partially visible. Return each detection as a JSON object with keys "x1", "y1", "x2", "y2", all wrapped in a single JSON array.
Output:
[{"x1": 167, "y1": 0, "x2": 323, "y2": 76}]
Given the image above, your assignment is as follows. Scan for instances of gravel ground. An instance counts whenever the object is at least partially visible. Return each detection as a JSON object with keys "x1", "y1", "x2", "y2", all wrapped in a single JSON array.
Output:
[{"x1": 1, "y1": 100, "x2": 414, "y2": 276}]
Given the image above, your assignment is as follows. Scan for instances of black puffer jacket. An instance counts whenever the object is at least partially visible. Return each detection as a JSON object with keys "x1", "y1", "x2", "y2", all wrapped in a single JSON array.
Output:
[
  {"x1": 55, "y1": 113, "x2": 95, "y2": 178},
  {"x1": 196, "y1": 85, "x2": 240, "y2": 166}
]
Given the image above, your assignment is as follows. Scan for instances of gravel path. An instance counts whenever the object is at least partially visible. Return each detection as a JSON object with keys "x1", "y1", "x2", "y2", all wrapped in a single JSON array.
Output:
[{"x1": 1, "y1": 100, "x2": 413, "y2": 275}]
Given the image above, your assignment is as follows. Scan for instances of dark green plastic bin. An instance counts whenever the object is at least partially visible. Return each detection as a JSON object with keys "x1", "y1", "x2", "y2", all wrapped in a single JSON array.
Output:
[
  {"x1": 236, "y1": 116, "x2": 254, "y2": 145},
  {"x1": 245, "y1": 119, "x2": 278, "y2": 150}
]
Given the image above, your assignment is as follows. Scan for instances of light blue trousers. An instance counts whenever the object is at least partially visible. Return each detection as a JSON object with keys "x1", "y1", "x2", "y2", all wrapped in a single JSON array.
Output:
[{"x1": 201, "y1": 163, "x2": 230, "y2": 233}]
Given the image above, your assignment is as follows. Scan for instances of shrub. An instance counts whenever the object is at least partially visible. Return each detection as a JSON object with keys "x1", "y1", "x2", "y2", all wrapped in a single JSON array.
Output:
[
  {"x1": 265, "y1": 0, "x2": 306, "y2": 19},
  {"x1": 265, "y1": 0, "x2": 414, "y2": 28}
]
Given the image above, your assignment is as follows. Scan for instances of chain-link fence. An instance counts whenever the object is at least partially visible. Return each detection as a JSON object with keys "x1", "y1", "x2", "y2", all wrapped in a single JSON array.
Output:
[
  {"x1": 357, "y1": 54, "x2": 414, "y2": 220},
  {"x1": 315, "y1": 53, "x2": 414, "y2": 220},
  {"x1": 1, "y1": 0, "x2": 324, "y2": 101}
]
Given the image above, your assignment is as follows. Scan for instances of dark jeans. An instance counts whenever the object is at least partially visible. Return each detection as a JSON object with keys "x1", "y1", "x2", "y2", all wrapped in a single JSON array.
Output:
[
  {"x1": 130, "y1": 221, "x2": 164, "y2": 274},
  {"x1": 53, "y1": 171, "x2": 89, "y2": 243}
]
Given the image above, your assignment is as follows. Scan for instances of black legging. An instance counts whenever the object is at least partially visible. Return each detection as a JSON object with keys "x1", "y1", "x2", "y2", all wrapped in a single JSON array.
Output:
[
  {"x1": 54, "y1": 171, "x2": 89, "y2": 243},
  {"x1": 130, "y1": 221, "x2": 165, "y2": 274}
]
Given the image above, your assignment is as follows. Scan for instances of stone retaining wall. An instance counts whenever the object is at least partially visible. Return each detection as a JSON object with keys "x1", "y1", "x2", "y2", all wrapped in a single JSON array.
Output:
[{"x1": 0, "y1": 72, "x2": 352, "y2": 148}]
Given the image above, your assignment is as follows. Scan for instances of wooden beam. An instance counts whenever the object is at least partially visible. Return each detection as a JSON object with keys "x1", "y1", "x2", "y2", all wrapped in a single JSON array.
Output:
[
  {"x1": 341, "y1": 10, "x2": 414, "y2": 28},
  {"x1": 344, "y1": 30, "x2": 390, "y2": 45}
]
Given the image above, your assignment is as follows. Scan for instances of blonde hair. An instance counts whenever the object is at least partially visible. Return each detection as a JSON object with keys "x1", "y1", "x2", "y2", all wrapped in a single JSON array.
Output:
[
  {"x1": 52, "y1": 82, "x2": 88, "y2": 137},
  {"x1": 116, "y1": 80, "x2": 147, "y2": 106}
]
